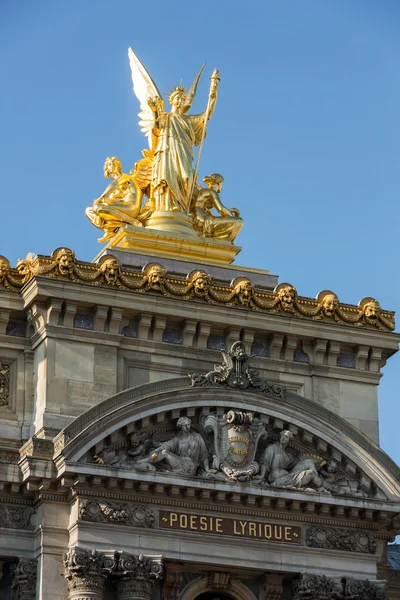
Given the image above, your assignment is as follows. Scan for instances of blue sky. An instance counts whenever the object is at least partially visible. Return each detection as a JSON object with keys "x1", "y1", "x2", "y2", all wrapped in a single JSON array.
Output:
[{"x1": 1, "y1": 2, "x2": 399, "y2": 462}]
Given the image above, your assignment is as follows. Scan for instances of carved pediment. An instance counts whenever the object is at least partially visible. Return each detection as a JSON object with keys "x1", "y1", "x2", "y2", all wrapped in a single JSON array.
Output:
[{"x1": 83, "y1": 405, "x2": 383, "y2": 500}]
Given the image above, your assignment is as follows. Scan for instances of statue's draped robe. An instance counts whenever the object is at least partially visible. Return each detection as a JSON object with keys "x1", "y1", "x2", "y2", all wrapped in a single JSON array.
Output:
[
  {"x1": 261, "y1": 443, "x2": 318, "y2": 488},
  {"x1": 152, "y1": 111, "x2": 206, "y2": 212},
  {"x1": 161, "y1": 432, "x2": 208, "y2": 475}
]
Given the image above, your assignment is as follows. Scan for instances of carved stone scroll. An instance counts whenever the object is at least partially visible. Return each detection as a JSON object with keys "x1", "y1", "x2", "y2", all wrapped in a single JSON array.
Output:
[
  {"x1": 188, "y1": 340, "x2": 284, "y2": 399},
  {"x1": 306, "y1": 526, "x2": 377, "y2": 554},
  {"x1": 11, "y1": 557, "x2": 37, "y2": 600}
]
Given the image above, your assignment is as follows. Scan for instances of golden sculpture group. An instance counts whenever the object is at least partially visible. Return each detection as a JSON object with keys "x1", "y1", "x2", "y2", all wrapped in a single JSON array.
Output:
[
  {"x1": 86, "y1": 49, "x2": 243, "y2": 244},
  {"x1": 0, "y1": 249, "x2": 394, "y2": 332}
]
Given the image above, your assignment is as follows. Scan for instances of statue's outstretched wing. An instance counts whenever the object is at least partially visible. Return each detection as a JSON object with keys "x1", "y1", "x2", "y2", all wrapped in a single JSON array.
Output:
[
  {"x1": 130, "y1": 149, "x2": 154, "y2": 195},
  {"x1": 128, "y1": 48, "x2": 164, "y2": 147},
  {"x1": 182, "y1": 64, "x2": 205, "y2": 113}
]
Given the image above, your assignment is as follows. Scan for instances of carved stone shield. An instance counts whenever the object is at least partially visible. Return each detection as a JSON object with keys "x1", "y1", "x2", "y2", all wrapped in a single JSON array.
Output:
[{"x1": 204, "y1": 410, "x2": 266, "y2": 470}]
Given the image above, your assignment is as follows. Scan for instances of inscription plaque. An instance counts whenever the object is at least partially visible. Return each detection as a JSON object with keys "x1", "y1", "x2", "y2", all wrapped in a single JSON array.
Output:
[{"x1": 159, "y1": 510, "x2": 302, "y2": 544}]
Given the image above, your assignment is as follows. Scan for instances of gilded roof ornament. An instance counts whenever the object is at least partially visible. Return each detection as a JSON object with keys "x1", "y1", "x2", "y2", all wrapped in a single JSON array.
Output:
[
  {"x1": 83, "y1": 49, "x2": 243, "y2": 249},
  {"x1": 0, "y1": 250, "x2": 395, "y2": 332}
]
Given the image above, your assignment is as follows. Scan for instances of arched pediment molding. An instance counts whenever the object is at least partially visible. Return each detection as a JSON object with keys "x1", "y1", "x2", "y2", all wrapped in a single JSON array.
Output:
[{"x1": 53, "y1": 378, "x2": 400, "y2": 501}]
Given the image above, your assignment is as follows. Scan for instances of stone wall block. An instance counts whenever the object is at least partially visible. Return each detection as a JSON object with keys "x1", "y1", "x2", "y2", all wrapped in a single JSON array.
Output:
[
  {"x1": 94, "y1": 305, "x2": 109, "y2": 332},
  {"x1": 196, "y1": 322, "x2": 211, "y2": 349},
  {"x1": 137, "y1": 313, "x2": 153, "y2": 340}
]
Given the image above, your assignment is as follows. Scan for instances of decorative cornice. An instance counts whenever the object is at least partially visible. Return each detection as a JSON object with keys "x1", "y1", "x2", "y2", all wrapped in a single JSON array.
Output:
[
  {"x1": 0, "y1": 248, "x2": 395, "y2": 331},
  {"x1": 306, "y1": 526, "x2": 377, "y2": 554},
  {"x1": 72, "y1": 489, "x2": 381, "y2": 530},
  {"x1": 79, "y1": 499, "x2": 154, "y2": 528}
]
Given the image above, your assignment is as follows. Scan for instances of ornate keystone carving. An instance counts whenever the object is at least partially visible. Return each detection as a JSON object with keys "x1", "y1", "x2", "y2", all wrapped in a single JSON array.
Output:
[
  {"x1": 0, "y1": 363, "x2": 10, "y2": 407},
  {"x1": 188, "y1": 341, "x2": 284, "y2": 399},
  {"x1": 79, "y1": 499, "x2": 154, "y2": 528},
  {"x1": 63, "y1": 547, "x2": 112, "y2": 600},
  {"x1": 293, "y1": 574, "x2": 343, "y2": 600},
  {"x1": 115, "y1": 552, "x2": 163, "y2": 600},
  {"x1": 206, "y1": 571, "x2": 234, "y2": 591},
  {"x1": 306, "y1": 526, "x2": 377, "y2": 554},
  {"x1": 0, "y1": 504, "x2": 34, "y2": 530},
  {"x1": 11, "y1": 557, "x2": 37, "y2": 600}
]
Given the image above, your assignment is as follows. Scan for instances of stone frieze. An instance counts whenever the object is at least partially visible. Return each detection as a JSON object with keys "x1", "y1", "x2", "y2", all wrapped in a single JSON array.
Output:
[
  {"x1": 79, "y1": 499, "x2": 155, "y2": 527},
  {"x1": 306, "y1": 526, "x2": 377, "y2": 554},
  {"x1": 0, "y1": 504, "x2": 35, "y2": 530}
]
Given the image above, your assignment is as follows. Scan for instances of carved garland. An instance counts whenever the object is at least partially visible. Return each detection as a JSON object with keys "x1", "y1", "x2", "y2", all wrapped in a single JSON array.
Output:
[
  {"x1": 306, "y1": 526, "x2": 377, "y2": 554},
  {"x1": 0, "y1": 249, "x2": 395, "y2": 331},
  {"x1": 79, "y1": 499, "x2": 155, "y2": 527}
]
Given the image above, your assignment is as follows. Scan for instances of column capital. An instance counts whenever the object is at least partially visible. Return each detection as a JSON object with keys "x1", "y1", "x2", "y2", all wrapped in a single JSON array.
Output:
[
  {"x1": 11, "y1": 557, "x2": 37, "y2": 600},
  {"x1": 292, "y1": 574, "x2": 342, "y2": 600},
  {"x1": 115, "y1": 552, "x2": 163, "y2": 600},
  {"x1": 63, "y1": 547, "x2": 111, "y2": 600}
]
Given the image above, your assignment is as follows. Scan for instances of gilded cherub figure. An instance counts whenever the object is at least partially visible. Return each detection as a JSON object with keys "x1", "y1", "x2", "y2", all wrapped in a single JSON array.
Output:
[
  {"x1": 86, "y1": 156, "x2": 153, "y2": 243},
  {"x1": 191, "y1": 174, "x2": 243, "y2": 242}
]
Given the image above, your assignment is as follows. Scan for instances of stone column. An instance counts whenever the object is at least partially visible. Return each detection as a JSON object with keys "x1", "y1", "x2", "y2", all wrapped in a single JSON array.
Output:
[
  {"x1": 162, "y1": 563, "x2": 184, "y2": 600},
  {"x1": 264, "y1": 574, "x2": 283, "y2": 600},
  {"x1": 11, "y1": 558, "x2": 37, "y2": 600},
  {"x1": 63, "y1": 547, "x2": 110, "y2": 600},
  {"x1": 115, "y1": 552, "x2": 163, "y2": 600}
]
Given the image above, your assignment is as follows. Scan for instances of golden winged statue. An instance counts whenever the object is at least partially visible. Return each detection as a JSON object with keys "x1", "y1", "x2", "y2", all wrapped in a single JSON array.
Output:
[
  {"x1": 86, "y1": 49, "x2": 243, "y2": 244},
  {"x1": 128, "y1": 47, "x2": 219, "y2": 214}
]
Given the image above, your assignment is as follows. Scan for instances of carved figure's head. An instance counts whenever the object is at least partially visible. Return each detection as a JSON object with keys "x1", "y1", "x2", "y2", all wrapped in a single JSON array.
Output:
[
  {"x1": 177, "y1": 416, "x2": 191, "y2": 434},
  {"x1": 232, "y1": 278, "x2": 254, "y2": 306},
  {"x1": 189, "y1": 270, "x2": 211, "y2": 298},
  {"x1": 326, "y1": 460, "x2": 338, "y2": 473},
  {"x1": 0, "y1": 256, "x2": 11, "y2": 280},
  {"x1": 99, "y1": 256, "x2": 121, "y2": 285},
  {"x1": 169, "y1": 86, "x2": 186, "y2": 111},
  {"x1": 129, "y1": 433, "x2": 141, "y2": 449},
  {"x1": 360, "y1": 298, "x2": 381, "y2": 322},
  {"x1": 203, "y1": 173, "x2": 224, "y2": 192},
  {"x1": 275, "y1": 283, "x2": 297, "y2": 309},
  {"x1": 104, "y1": 156, "x2": 122, "y2": 179},
  {"x1": 16, "y1": 254, "x2": 34, "y2": 279},
  {"x1": 53, "y1": 248, "x2": 76, "y2": 276},
  {"x1": 279, "y1": 430, "x2": 294, "y2": 447},
  {"x1": 230, "y1": 341, "x2": 247, "y2": 361},
  {"x1": 144, "y1": 263, "x2": 166, "y2": 291},
  {"x1": 317, "y1": 291, "x2": 339, "y2": 317}
]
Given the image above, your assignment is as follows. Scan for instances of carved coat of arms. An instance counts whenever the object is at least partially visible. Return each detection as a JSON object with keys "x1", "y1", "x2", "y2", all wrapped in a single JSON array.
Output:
[{"x1": 204, "y1": 410, "x2": 267, "y2": 481}]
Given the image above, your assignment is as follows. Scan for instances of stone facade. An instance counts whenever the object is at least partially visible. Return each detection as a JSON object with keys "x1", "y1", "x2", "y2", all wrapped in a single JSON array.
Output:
[{"x1": 0, "y1": 250, "x2": 399, "y2": 599}]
